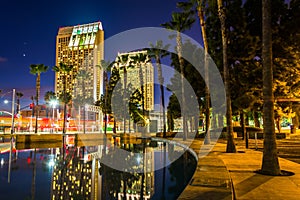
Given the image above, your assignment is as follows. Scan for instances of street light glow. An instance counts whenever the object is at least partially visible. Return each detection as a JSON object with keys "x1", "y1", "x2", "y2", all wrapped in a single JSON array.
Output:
[{"x1": 50, "y1": 99, "x2": 58, "y2": 108}]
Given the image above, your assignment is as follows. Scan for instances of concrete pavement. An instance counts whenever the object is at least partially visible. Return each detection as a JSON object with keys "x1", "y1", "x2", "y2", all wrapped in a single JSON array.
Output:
[{"x1": 177, "y1": 138, "x2": 300, "y2": 199}]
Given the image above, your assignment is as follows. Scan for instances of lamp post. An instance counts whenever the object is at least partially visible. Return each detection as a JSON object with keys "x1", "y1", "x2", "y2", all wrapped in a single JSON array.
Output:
[
  {"x1": 4, "y1": 89, "x2": 16, "y2": 134},
  {"x1": 50, "y1": 99, "x2": 58, "y2": 133}
]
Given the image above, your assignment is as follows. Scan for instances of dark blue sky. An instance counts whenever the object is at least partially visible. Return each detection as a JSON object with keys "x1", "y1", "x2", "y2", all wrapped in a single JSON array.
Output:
[{"x1": 0, "y1": 0, "x2": 201, "y2": 105}]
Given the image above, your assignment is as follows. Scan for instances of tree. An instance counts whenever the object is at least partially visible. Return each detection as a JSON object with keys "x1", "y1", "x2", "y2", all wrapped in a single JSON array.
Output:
[
  {"x1": 73, "y1": 69, "x2": 93, "y2": 134},
  {"x1": 29, "y1": 64, "x2": 49, "y2": 133},
  {"x1": 162, "y1": 12, "x2": 195, "y2": 140},
  {"x1": 260, "y1": 0, "x2": 281, "y2": 175},
  {"x1": 217, "y1": 0, "x2": 236, "y2": 153},
  {"x1": 53, "y1": 63, "x2": 74, "y2": 134},
  {"x1": 167, "y1": 93, "x2": 182, "y2": 132},
  {"x1": 105, "y1": 66, "x2": 121, "y2": 133},
  {"x1": 148, "y1": 41, "x2": 170, "y2": 138},
  {"x1": 96, "y1": 60, "x2": 114, "y2": 134},
  {"x1": 177, "y1": 0, "x2": 212, "y2": 143},
  {"x1": 115, "y1": 54, "x2": 130, "y2": 134}
]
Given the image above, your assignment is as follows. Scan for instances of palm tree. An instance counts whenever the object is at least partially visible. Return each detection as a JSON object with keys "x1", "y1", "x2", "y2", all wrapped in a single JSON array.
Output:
[
  {"x1": 178, "y1": 0, "x2": 212, "y2": 144},
  {"x1": 217, "y1": 0, "x2": 236, "y2": 153},
  {"x1": 53, "y1": 62, "x2": 74, "y2": 134},
  {"x1": 260, "y1": 0, "x2": 281, "y2": 175},
  {"x1": 162, "y1": 12, "x2": 195, "y2": 140},
  {"x1": 75, "y1": 69, "x2": 93, "y2": 134},
  {"x1": 97, "y1": 60, "x2": 114, "y2": 135},
  {"x1": 115, "y1": 54, "x2": 130, "y2": 135},
  {"x1": 31, "y1": 149, "x2": 37, "y2": 200},
  {"x1": 29, "y1": 64, "x2": 49, "y2": 133},
  {"x1": 148, "y1": 41, "x2": 170, "y2": 138}
]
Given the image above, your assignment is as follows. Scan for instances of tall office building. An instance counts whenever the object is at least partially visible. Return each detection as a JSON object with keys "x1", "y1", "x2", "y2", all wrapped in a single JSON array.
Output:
[
  {"x1": 114, "y1": 50, "x2": 154, "y2": 111},
  {"x1": 55, "y1": 21, "x2": 104, "y2": 102}
]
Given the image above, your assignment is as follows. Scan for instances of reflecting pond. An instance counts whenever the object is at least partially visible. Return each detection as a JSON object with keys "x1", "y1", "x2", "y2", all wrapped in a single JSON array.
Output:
[{"x1": 0, "y1": 138, "x2": 197, "y2": 200}]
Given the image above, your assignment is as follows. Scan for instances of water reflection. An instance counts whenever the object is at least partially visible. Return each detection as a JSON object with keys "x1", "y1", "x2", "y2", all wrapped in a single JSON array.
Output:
[{"x1": 0, "y1": 138, "x2": 197, "y2": 200}]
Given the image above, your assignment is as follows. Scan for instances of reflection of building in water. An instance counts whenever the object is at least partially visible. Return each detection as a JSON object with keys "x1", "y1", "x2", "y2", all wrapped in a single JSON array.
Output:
[
  {"x1": 118, "y1": 146, "x2": 155, "y2": 200},
  {"x1": 50, "y1": 147, "x2": 94, "y2": 200},
  {"x1": 50, "y1": 144, "x2": 154, "y2": 200}
]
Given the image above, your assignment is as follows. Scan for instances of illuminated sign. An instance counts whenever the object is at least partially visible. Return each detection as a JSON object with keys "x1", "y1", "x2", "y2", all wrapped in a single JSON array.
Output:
[{"x1": 68, "y1": 22, "x2": 102, "y2": 47}]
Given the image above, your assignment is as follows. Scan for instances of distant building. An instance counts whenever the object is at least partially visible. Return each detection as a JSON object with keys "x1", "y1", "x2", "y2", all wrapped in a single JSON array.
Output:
[
  {"x1": 113, "y1": 51, "x2": 154, "y2": 111},
  {"x1": 55, "y1": 21, "x2": 104, "y2": 102}
]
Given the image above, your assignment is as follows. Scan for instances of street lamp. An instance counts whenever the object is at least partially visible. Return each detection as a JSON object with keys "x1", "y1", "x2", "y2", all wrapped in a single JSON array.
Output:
[
  {"x1": 49, "y1": 99, "x2": 58, "y2": 133},
  {"x1": 3, "y1": 89, "x2": 16, "y2": 134}
]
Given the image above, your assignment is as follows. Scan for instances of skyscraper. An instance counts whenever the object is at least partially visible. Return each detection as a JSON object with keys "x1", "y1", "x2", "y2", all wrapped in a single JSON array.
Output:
[
  {"x1": 55, "y1": 21, "x2": 104, "y2": 102},
  {"x1": 114, "y1": 50, "x2": 154, "y2": 111}
]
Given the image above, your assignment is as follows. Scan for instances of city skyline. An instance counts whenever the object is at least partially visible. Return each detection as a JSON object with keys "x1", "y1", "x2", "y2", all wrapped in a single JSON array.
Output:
[{"x1": 0, "y1": 0, "x2": 201, "y2": 106}]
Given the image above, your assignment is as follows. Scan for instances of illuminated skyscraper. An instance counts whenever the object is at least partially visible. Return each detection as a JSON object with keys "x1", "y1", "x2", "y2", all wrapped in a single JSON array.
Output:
[
  {"x1": 55, "y1": 21, "x2": 104, "y2": 102},
  {"x1": 114, "y1": 50, "x2": 154, "y2": 111}
]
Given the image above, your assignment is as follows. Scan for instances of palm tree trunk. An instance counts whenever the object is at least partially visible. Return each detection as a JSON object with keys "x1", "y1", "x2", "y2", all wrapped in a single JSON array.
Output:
[
  {"x1": 155, "y1": 55, "x2": 167, "y2": 137},
  {"x1": 254, "y1": 110, "x2": 260, "y2": 127},
  {"x1": 161, "y1": 142, "x2": 166, "y2": 199},
  {"x1": 198, "y1": 4, "x2": 211, "y2": 144},
  {"x1": 217, "y1": 0, "x2": 236, "y2": 153},
  {"x1": 241, "y1": 112, "x2": 248, "y2": 148},
  {"x1": 63, "y1": 74, "x2": 67, "y2": 134},
  {"x1": 261, "y1": 0, "x2": 281, "y2": 175},
  {"x1": 34, "y1": 74, "x2": 41, "y2": 133},
  {"x1": 176, "y1": 32, "x2": 187, "y2": 140}
]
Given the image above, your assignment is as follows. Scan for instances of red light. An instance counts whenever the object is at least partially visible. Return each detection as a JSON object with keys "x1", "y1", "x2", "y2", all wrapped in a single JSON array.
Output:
[
  {"x1": 27, "y1": 157, "x2": 31, "y2": 164},
  {"x1": 29, "y1": 103, "x2": 34, "y2": 109}
]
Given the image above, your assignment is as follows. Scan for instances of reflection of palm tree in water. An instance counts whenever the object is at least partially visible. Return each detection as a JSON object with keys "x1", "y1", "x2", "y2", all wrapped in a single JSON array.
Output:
[
  {"x1": 31, "y1": 149, "x2": 37, "y2": 200},
  {"x1": 167, "y1": 146, "x2": 197, "y2": 198},
  {"x1": 161, "y1": 142, "x2": 167, "y2": 200}
]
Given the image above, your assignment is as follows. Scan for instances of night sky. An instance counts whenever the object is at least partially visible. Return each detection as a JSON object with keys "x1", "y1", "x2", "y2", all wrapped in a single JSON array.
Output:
[{"x1": 0, "y1": 0, "x2": 201, "y2": 106}]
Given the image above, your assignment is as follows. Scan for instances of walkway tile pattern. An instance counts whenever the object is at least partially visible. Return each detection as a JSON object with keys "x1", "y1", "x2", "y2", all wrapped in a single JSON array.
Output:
[{"x1": 174, "y1": 138, "x2": 300, "y2": 200}]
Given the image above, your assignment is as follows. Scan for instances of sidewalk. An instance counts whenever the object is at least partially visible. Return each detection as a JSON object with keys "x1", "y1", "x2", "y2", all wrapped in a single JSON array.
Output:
[
  {"x1": 220, "y1": 143, "x2": 300, "y2": 200},
  {"x1": 177, "y1": 138, "x2": 300, "y2": 200}
]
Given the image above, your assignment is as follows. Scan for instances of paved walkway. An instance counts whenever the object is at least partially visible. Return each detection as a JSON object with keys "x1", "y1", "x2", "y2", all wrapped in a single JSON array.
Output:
[{"x1": 176, "y1": 138, "x2": 300, "y2": 200}]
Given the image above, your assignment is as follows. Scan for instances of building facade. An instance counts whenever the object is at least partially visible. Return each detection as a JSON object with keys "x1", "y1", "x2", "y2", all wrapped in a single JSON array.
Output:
[
  {"x1": 55, "y1": 21, "x2": 104, "y2": 102},
  {"x1": 113, "y1": 50, "x2": 154, "y2": 112}
]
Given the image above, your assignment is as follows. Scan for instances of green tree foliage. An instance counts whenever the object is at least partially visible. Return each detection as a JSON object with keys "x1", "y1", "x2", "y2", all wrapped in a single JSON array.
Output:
[{"x1": 167, "y1": 94, "x2": 181, "y2": 132}]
